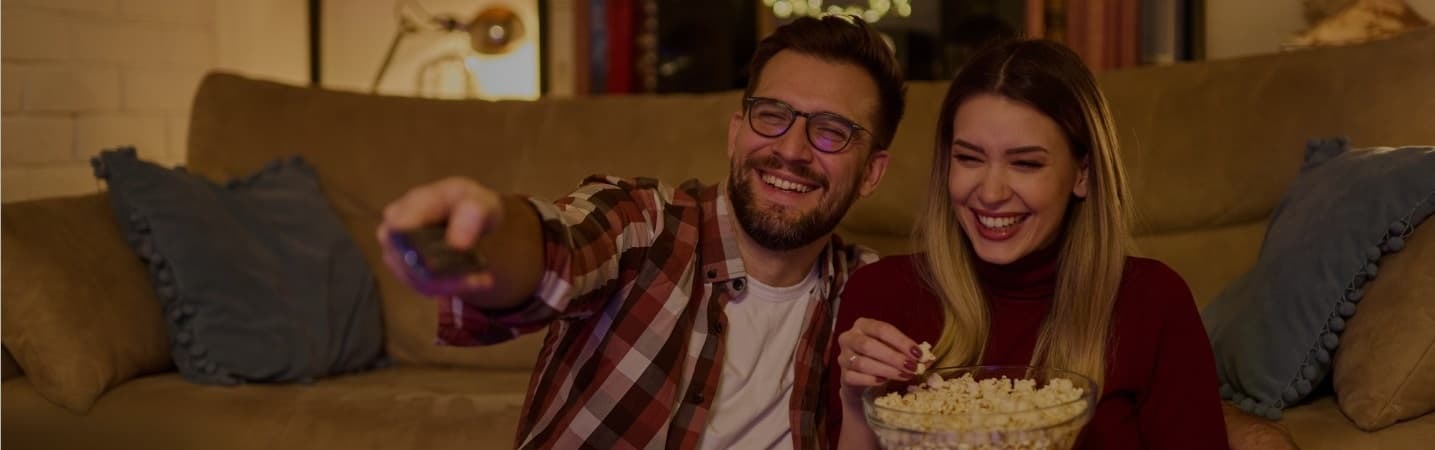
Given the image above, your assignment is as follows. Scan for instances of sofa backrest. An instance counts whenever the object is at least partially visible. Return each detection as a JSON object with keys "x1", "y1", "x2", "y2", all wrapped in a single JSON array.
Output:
[
  {"x1": 1101, "y1": 29, "x2": 1435, "y2": 305},
  {"x1": 185, "y1": 29, "x2": 1435, "y2": 320}
]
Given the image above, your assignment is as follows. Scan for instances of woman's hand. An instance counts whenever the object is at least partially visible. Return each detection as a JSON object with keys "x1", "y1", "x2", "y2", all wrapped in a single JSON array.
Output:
[
  {"x1": 834, "y1": 318, "x2": 923, "y2": 450},
  {"x1": 837, "y1": 318, "x2": 923, "y2": 393}
]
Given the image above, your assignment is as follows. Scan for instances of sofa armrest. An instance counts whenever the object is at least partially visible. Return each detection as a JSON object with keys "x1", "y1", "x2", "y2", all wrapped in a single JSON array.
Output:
[
  {"x1": 1225, "y1": 403, "x2": 1299, "y2": 449},
  {"x1": 3, "y1": 345, "x2": 23, "y2": 381}
]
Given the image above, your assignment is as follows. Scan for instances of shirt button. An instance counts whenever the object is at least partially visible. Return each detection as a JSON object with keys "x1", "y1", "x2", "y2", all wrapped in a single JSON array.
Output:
[
  {"x1": 731, "y1": 279, "x2": 745, "y2": 291},
  {"x1": 706, "y1": 269, "x2": 718, "y2": 279},
  {"x1": 688, "y1": 391, "x2": 705, "y2": 404}
]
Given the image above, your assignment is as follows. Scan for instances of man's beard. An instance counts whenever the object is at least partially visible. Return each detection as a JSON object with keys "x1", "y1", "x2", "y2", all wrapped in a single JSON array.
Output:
[{"x1": 728, "y1": 153, "x2": 861, "y2": 251}]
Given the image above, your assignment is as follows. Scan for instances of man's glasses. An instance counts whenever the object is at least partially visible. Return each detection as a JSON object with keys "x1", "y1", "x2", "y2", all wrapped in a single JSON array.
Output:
[{"x1": 743, "y1": 96, "x2": 871, "y2": 154}]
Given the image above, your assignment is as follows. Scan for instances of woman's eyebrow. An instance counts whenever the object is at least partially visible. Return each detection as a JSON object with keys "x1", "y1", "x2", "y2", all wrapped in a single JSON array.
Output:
[{"x1": 952, "y1": 139, "x2": 1048, "y2": 155}]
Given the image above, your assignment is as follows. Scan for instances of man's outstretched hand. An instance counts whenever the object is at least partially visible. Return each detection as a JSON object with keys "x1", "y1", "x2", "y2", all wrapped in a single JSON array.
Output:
[{"x1": 376, "y1": 176, "x2": 505, "y2": 297}]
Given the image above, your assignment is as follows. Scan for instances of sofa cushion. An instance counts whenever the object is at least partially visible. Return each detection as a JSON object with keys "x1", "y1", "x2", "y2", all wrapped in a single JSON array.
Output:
[
  {"x1": 1281, "y1": 396, "x2": 1435, "y2": 450},
  {"x1": 1335, "y1": 220, "x2": 1435, "y2": 430},
  {"x1": 1202, "y1": 138, "x2": 1435, "y2": 419},
  {"x1": 1, "y1": 193, "x2": 173, "y2": 412},
  {"x1": 92, "y1": 147, "x2": 387, "y2": 385},
  {"x1": 1, "y1": 366, "x2": 530, "y2": 450}
]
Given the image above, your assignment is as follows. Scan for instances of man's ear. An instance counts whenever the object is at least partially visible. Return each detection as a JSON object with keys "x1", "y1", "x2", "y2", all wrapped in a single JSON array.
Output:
[
  {"x1": 858, "y1": 150, "x2": 890, "y2": 198},
  {"x1": 727, "y1": 111, "x2": 743, "y2": 158},
  {"x1": 1073, "y1": 155, "x2": 1091, "y2": 199}
]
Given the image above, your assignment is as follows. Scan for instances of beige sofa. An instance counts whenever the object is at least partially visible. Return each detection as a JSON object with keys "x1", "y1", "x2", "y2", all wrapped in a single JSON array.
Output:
[{"x1": 5, "y1": 29, "x2": 1435, "y2": 449}]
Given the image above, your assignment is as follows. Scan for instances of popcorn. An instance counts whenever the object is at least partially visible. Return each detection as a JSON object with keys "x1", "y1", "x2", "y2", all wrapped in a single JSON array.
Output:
[
  {"x1": 915, "y1": 342, "x2": 937, "y2": 375},
  {"x1": 868, "y1": 372, "x2": 1090, "y2": 450}
]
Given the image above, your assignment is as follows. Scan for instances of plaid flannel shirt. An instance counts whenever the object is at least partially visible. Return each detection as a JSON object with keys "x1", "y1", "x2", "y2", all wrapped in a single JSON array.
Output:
[{"x1": 436, "y1": 176, "x2": 874, "y2": 449}]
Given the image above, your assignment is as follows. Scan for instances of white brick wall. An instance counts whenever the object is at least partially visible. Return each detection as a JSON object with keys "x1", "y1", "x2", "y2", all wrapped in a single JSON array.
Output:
[
  {"x1": 3, "y1": 0, "x2": 306, "y2": 203},
  {"x1": 164, "y1": 116, "x2": 187, "y2": 164},
  {"x1": 15, "y1": 64, "x2": 122, "y2": 112},
  {"x1": 75, "y1": 114, "x2": 166, "y2": 161},
  {"x1": 1, "y1": 8, "x2": 75, "y2": 60},
  {"x1": 120, "y1": 66, "x2": 208, "y2": 111},
  {"x1": 121, "y1": 0, "x2": 212, "y2": 25},
  {"x1": 1, "y1": 0, "x2": 219, "y2": 203},
  {"x1": 0, "y1": 162, "x2": 104, "y2": 202},
  {"x1": 2, "y1": 116, "x2": 74, "y2": 164},
  {"x1": 70, "y1": 21, "x2": 214, "y2": 65},
  {"x1": 16, "y1": 0, "x2": 119, "y2": 14}
]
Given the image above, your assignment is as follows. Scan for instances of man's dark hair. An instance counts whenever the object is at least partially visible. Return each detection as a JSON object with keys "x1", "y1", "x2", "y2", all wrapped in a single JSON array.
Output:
[{"x1": 743, "y1": 15, "x2": 907, "y2": 150}]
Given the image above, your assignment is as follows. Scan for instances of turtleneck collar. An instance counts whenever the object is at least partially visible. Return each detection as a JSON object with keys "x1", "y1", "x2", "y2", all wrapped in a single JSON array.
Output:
[{"x1": 972, "y1": 242, "x2": 1060, "y2": 302}]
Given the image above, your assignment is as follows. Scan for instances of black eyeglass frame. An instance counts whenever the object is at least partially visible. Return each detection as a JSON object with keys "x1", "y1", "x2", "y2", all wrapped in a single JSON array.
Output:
[{"x1": 742, "y1": 96, "x2": 875, "y2": 154}]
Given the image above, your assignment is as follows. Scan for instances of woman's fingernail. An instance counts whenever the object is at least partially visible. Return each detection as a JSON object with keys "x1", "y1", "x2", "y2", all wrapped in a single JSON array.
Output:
[
  {"x1": 910, "y1": 347, "x2": 923, "y2": 358},
  {"x1": 904, "y1": 360, "x2": 918, "y2": 372}
]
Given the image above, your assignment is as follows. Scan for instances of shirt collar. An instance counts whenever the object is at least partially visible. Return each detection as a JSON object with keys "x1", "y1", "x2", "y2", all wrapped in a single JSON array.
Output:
[{"x1": 697, "y1": 181, "x2": 746, "y2": 283}]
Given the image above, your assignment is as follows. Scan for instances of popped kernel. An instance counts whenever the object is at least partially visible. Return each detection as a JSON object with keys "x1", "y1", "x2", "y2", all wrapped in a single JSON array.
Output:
[{"x1": 915, "y1": 342, "x2": 938, "y2": 374}]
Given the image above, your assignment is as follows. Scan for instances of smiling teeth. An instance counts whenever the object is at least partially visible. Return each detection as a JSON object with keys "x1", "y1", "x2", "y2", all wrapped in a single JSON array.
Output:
[
  {"x1": 762, "y1": 174, "x2": 814, "y2": 193},
  {"x1": 978, "y1": 215, "x2": 1023, "y2": 229}
]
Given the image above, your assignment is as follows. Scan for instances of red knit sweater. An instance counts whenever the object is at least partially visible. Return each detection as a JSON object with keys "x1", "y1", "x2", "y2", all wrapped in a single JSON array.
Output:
[{"x1": 823, "y1": 247, "x2": 1229, "y2": 449}]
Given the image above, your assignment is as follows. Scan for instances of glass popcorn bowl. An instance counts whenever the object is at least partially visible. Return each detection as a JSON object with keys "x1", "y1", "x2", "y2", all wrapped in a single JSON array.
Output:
[{"x1": 862, "y1": 365, "x2": 1098, "y2": 450}]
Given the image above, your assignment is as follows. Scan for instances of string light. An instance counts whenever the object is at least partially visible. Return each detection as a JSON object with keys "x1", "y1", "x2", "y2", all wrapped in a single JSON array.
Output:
[{"x1": 761, "y1": 0, "x2": 912, "y2": 23}]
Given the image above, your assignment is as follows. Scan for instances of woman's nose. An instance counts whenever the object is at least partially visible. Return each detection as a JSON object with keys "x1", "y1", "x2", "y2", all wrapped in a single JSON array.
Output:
[{"x1": 976, "y1": 169, "x2": 1010, "y2": 206}]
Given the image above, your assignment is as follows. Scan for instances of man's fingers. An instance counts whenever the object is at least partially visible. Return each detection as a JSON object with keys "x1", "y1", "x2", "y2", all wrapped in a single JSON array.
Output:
[
  {"x1": 445, "y1": 200, "x2": 485, "y2": 249},
  {"x1": 383, "y1": 177, "x2": 481, "y2": 232},
  {"x1": 376, "y1": 176, "x2": 487, "y2": 265},
  {"x1": 374, "y1": 177, "x2": 504, "y2": 301},
  {"x1": 461, "y1": 272, "x2": 496, "y2": 292},
  {"x1": 378, "y1": 234, "x2": 494, "y2": 297},
  {"x1": 414, "y1": 274, "x2": 492, "y2": 297},
  {"x1": 384, "y1": 186, "x2": 448, "y2": 230},
  {"x1": 379, "y1": 244, "x2": 426, "y2": 290},
  {"x1": 378, "y1": 238, "x2": 409, "y2": 279}
]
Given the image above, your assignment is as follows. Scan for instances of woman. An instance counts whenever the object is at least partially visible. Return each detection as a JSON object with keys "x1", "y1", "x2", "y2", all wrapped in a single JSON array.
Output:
[{"x1": 824, "y1": 40, "x2": 1229, "y2": 449}]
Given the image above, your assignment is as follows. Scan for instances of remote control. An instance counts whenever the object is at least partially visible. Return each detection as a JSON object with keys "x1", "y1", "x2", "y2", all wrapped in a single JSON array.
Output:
[{"x1": 389, "y1": 223, "x2": 489, "y2": 280}]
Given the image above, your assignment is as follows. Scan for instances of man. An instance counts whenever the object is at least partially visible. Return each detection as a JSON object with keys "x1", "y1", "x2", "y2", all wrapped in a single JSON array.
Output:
[{"x1": 376, "y1": 15, "x2": 905, "y2": 450}]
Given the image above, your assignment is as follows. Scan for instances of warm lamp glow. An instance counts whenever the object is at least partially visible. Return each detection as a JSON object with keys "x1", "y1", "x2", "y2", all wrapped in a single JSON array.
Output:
[
  {"x1": 372, "y1": 2, "x2": 539, "y2": 101},
  {"x1": 762, "y1": 0, "x2": 912, "y2": 22}
]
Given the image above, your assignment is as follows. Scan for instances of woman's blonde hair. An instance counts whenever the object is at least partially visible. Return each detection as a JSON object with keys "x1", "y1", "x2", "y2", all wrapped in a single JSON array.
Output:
[{"x1": 917, "y1": 39, "x2": 1134, "y2": 390}]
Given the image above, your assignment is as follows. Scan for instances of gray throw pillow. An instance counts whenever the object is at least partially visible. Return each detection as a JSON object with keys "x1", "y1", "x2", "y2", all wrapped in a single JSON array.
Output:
[
  {"x1": 92, "y1": 147, "x2": 387, "y2": 385},
  {"x1": 1203, "y1": 137, "x2": 1435, "y2": 419}
]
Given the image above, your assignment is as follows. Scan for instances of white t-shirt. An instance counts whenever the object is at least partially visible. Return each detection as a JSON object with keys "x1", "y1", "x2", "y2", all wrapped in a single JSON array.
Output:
[{"x1": 699, "y1": 268, "x2": 820, "y2": 450}]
